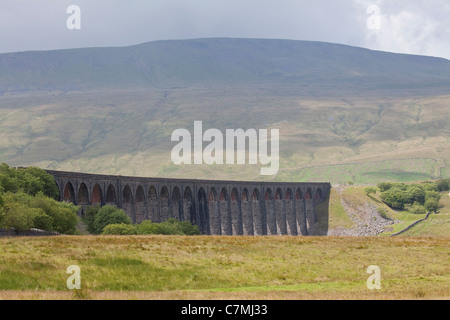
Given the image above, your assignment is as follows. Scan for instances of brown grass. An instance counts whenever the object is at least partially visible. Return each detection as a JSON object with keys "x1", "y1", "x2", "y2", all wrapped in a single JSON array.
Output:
[{"x1": 0, "y1": 235, "x2": 448, "y2": 300}]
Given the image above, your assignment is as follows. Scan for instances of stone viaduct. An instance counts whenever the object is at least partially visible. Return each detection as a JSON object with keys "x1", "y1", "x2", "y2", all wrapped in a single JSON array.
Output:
[{"x1": 47, "y1": 170, "x2": 331, "y2": 236}]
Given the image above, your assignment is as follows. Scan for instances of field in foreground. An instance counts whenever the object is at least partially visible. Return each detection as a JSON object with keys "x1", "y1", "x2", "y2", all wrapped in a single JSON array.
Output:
[{"x1": 0, "y1": 236, "x2": 448, "y2": 300}]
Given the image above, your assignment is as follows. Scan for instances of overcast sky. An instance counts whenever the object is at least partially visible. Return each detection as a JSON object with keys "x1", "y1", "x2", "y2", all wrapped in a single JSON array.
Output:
[{"x1": 1, "y1": 0, "x2": 449, "y2": 60}]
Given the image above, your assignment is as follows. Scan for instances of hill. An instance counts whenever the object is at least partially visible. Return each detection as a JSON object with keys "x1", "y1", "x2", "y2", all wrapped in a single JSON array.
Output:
[
  {"x1": 2, "y1": 38, "x2": 450, "y2": 94},
  {"x1": 0, "y1": 38, "x2": 449, "y2": 183},
  {"x1": 328, "y1": 186, "x2": 450, "y2": 237}
]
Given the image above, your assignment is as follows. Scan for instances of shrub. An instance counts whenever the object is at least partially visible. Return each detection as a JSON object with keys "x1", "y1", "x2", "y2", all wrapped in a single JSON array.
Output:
[
  {"x1": 17, "y1": 167, "x2": 60, "y2": 199},
  {"x1": 424, "y1": 198, "x2": 439, "y2": 214},
  {"x1": 156, "y1": 219, "x2": 185, "y2": 235},
  {"x1": 380, "y1": 189, "x2": 407, "y2": 210},
  {"x1": 83, "y1": 205, "x2": 101, "y2": 234},
  {"x1": 93, "y1": 205, "x2": 131, "y2": 234},
  {"x1": 377, "y1": 207, "x2": 390, "y2": 220},
  {"x1": 0, "y1": 163, "x2": 20, "y2": 194},
  {"x1": 409, "y1": 204, "x2": 427, "y2": 215},
  {"x1": 365, "y1": 187, "x2": 377, "y2": 196},
  {"x1": 136, "y1": 218, "x2": 201, "y2": 235},
  {"x1": 178, "y1": 220, "x2": 201, "y2": 235},
  {"x1": 379, "y1": 180, "x2": 444, "y2": 213},
  {"x1": 30, "y1": 193, "x2": 78, "y2": 234},
  {"x1": 0, "y1": 202, "x2": 44, "y2": 231},
  {"x1": 406, "y1": 186, "x2": 426, "y2": 205},
  {"x1": 136, "y1": 220, "x2": 159, "y2": 235},
  {"x1": 102, "y1": 223, "x2": 137, "y2": 235},
  {"x1": 33, "y1": 211, "x2": 54, "y2": 231},
  {"x1": 0, "y1": 163, "x2": 59, "y2": 199},
  {"x1": 425, "y1": 190, "x2": 441, "y2": 202},
  {"x1": 437, "y1": 179, "x2": 450, "y2": 192},
  {"x1": 377, "y1": 182, "x2": 393, "y2": 192}
]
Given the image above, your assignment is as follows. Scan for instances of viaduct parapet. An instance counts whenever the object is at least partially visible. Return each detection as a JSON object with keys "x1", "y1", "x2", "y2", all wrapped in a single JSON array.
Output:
[{"x1": 47, "y1": 170, "x2": 331, "y2": 236}]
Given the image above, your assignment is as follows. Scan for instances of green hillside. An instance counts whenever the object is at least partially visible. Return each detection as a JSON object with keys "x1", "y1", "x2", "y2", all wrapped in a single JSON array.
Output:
[
  {"x1": 327, "y1": 185, "x2": 450, "y2": 237},
  {"x1": 1, "y1": 88, "x2": 448, "y2": 183},
  {"x1": 0, "y1": 38, "x2": 449, "y2": 183}
]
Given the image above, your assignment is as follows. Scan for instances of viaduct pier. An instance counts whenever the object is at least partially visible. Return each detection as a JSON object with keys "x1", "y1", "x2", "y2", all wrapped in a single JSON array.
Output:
[{"x1": 47, "y1": 170, "x2": 331, "y2": 236}]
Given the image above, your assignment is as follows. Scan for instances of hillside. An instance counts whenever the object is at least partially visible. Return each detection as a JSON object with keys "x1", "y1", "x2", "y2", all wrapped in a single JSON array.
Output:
[
  {"x1": 2, "y1": 38, "x2": 450, "y2": 94},
  {"x1": 0, "y1": 38, "x2": 449, "y2": 183},
  {"x1": 328, "y1": 186, "x2": 450, "y2": 237}
]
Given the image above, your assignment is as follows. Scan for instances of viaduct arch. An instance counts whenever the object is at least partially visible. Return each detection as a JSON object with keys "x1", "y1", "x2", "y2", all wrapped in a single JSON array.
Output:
[{"x1": 48, "y1": 170, "x2": 331, "y2": 236}]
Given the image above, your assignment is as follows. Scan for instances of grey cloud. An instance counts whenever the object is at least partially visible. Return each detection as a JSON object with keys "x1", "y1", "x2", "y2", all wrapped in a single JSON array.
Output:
[{"x1": 0, "y1": 0, "x2": 448, "y2": 59}]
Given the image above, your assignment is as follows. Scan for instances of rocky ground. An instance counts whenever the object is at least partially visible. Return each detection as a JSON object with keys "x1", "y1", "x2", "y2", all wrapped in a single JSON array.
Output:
[{"x1": 328, "y1": 186, "x2": 397, "y2": 236}]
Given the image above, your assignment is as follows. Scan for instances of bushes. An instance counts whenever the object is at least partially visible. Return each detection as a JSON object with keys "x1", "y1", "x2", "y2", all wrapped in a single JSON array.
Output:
[
  {"x1": 102, "y1": 223, "x2": 137, "y2": 235},
  {"x1": 177, "y1": 220, "x2": 202, "y2": 235},
  {"x1": 0, "y1": 192, "x2": 78, "y2": 233},
  {"x1": 89, "y1": 207, "x2": 201, "y2": 236},
  {"x1": 424, "y1": 198, "x2": 439, "y2": 214},
  {"x1": 0, "y1": 163, "x2": 78, "y2": 234},
  {"x1": 0, "y1": 163, "x2": 59, "y2": 199},
  {"x1": 380, "y1": 188, "x2": 408, "y2": 210},
  {"x1": 437, "y1": 179, "x2": 450, "y2": 192},
  {"x1": 377, "y1": 180, "x2": 445, "y2": 213},
  {"x1": 1, "y1": 201, "x2": 43, "y2": 231},
  {"x1": 138, "y1": 219, "x2": 200, "y2": 235},
  {"x1": 90, "y1": 205, "x2": 131, "y2": 234},
  {"x1": 409, "y1": 204, "x2": 427, "y2": 215},
  {"x1": 135, "y1": 220, "x2": 159, "y2": 235},
  {"x1": 83, "y1": 205, "x2": 101, "y2": 234},
  {"x1": 30, "y1": 193, "x2": 78, "y2": 234}
]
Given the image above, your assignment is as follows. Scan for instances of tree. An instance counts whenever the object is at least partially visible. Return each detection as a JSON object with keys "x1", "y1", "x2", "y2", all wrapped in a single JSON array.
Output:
[
  {"x1": 407, "y1": 186, "x2": 426, "y2": 205},
  {"x1": 0, "y1": 201, "x2": 44, "y2": 231},
  {"x1": 30, "y1": 193, "x2": 78, "y2": 234},
  {"x1": 0, "y1": 163, "x2": 20, "y2": 194},
  {"x1": 18, "y1": 167, "x2": 59, "y2": 199},
  {"x1": 380, "y1": 189, "x2": 407, "y2": 210},
  {"x1": 83, "y1": 205, "x2": 101, "y2": 234},
  {"x1": 377, "y1": 182, "x2": 393, "y2": 192},
  {"x1": 437, "y1": 179, "x2": 450, "y2": 192},
  {"x1": 424, "y1": 198, "x2": 439, "y2": 214},
  {"x1": 0, "y1": 164, "x2": 59, "y2": 199},
  {"x1": 93, "y1": 205, "x2": 131, "y2": 234},
  {"x1": 425, "y1": 190, "x2": 441, "y2": 203}
]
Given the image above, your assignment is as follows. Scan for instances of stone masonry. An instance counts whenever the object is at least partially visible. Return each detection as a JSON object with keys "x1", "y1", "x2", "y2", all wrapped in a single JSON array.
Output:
[{"x1": 47, "y1": 170, "x2": 331, "y2": 236}]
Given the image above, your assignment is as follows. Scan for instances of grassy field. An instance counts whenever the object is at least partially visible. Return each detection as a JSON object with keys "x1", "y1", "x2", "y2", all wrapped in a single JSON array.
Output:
[
  {"x1": 399, "y1": 191, "x2": 450, "y2": 237},
  {"x1": 0, "y1": 235, "x2": 448, "y2": 300},
  {"x1": 278, "y1": 158, "x2": 443, "y2": 185},
  {"x1": 0, "y1": 187, "x2": 448, "y2": 300}
]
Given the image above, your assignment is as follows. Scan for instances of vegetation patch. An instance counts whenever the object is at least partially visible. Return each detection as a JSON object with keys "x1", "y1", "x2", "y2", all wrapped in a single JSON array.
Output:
[
  {"x1": 285, "y1": 159, "x2": 442, "y2": 185},
  {"x1": 0, "y1": 163, "x2": 78, "y2": 234},
  {"x1": 83, "y1": 204, "x2": 201, "y2": 236},
  {"x1": 0, "y1": 236, "x2": 447, "y2": 299}
]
